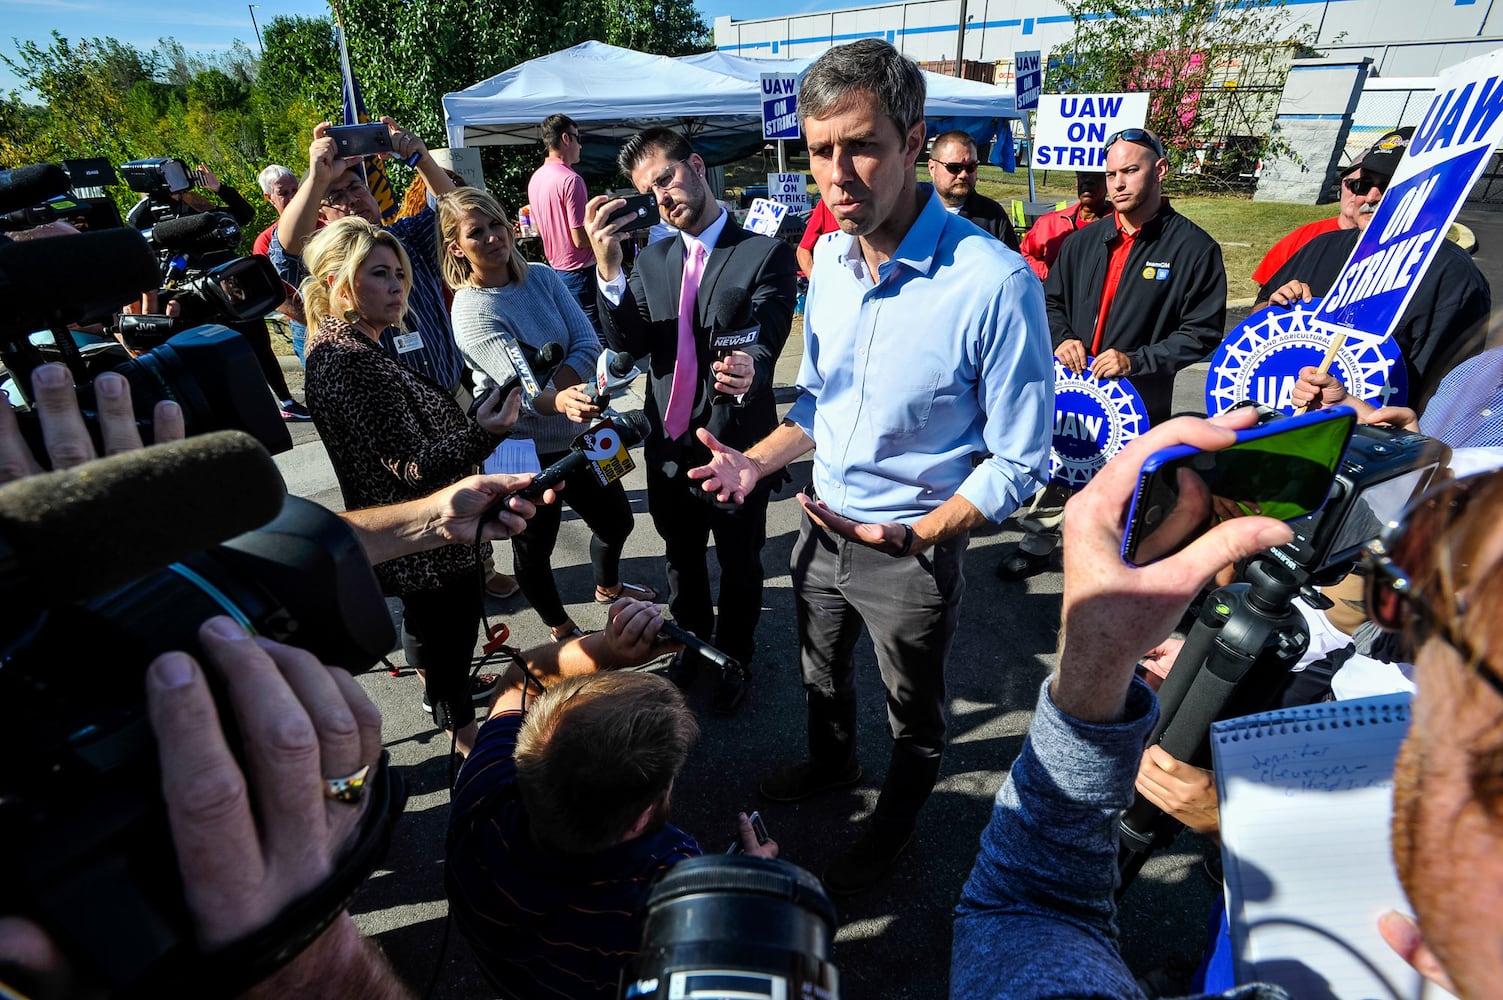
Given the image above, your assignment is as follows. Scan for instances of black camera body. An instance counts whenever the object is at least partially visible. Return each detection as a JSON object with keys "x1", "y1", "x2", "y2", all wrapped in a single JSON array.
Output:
[
  {"x1": 1269, "y1": 423, "x2": 1450, "y2": 583},
  {"x1": 0, "y1": 489, "x2": 404, "y2": 997},
  {"x1": 120, "y1": 157, "x2": 195, "y2": 196}
]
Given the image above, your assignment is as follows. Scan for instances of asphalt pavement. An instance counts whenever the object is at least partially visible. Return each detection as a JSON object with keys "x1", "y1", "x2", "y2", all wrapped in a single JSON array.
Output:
[{"x1": 270, "y1": 337, "x2": 1222, "y2": 1000}]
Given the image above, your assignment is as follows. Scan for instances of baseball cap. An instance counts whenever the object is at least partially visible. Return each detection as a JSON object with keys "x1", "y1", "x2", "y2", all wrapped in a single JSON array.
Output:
[{"x1": 1342, "y1": 127, "x2": 1414, "y2": 179}]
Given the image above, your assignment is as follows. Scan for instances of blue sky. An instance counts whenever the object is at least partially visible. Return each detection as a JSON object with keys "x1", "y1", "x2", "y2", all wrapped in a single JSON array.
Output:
[{"x1": 0, "y1": 0, "x2": 851, "y2": 100}]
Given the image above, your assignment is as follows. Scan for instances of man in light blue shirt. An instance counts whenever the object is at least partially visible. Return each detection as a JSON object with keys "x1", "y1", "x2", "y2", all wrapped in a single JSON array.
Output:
[{"x1": 690, "y1": 38, "x2": 1053, "y2": 895}]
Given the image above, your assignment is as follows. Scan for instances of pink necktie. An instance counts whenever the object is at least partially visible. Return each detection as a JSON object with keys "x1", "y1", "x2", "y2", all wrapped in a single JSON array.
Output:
[{"x1": 664, "y1": 241, "x2": 707, "y2": 439}]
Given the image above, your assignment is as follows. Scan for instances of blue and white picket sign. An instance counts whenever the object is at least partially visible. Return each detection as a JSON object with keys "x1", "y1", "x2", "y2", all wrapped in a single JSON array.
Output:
[
  {"x1": 1206, "y1": 298, "x2": 1408, "y2": 416},
  {"x1": 761, "y1": 73, "x2": 800, "y2": 140},
  {"x1": 1312, "y1": 48, "x2": 1503, "y2": 345},
  {"x1": 1015, "y1": 51, "x2": 1042, "y2": 111},
  {"x1": 1050, "y1": 357, "x2": 1150, "y2": 489}
]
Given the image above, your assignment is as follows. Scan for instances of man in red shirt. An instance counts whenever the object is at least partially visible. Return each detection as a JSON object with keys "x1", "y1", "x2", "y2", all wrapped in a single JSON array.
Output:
[
  {"x1": 796, "y1": 197, "x2": 840, "y2": 276},
  {"x1": 1018, "y1": 172, "x2": 1111, "y2": 280},
  {"x1": 998, "y1": 128, "x2": 1225, "y2": 580}
]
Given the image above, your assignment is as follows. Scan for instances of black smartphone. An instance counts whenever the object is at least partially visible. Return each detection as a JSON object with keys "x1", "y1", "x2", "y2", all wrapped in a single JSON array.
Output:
[
  {"x1": 327, "y1": 123, "x2": 393, "y2": 159},
  {"x1": 608, "y1": 192, "x2": 662, "y2": 233},
  {"x1": 1121, "y1": 407, "x2": 1357, "y2": 567},
  {"x1": 467, "y1": 376, "x2": 519, "y2": 418},
  {"x1": 725, "y1": 811, "x2": 771, "y2": 854}
]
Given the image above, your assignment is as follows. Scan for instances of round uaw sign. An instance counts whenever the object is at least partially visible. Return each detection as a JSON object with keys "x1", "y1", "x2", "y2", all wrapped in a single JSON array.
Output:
[
  {"x1": 1050, "y1": 358, "x2": 1149, "y2": 490},
  {"x1": 1206, "y1": 297, "x2": 1408, "y2": 416}
]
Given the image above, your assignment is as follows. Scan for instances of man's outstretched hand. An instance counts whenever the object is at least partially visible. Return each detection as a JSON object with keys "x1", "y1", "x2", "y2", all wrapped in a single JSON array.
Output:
[{"x1": 687, "y1": 428, "x2": 761, "y2": 504}]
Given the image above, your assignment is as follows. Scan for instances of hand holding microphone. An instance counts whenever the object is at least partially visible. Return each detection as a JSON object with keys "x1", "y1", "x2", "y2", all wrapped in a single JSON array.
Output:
[
  {"x1": 589, "y1": 348, "x2": 640, "y2": 410},
  {"x1": 707, "y1": 288, "x2": 759, "y2": 401}
]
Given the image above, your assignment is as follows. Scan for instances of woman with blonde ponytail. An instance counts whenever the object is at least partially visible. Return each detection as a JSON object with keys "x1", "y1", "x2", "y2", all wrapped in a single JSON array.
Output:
[{"x1": 301, "y1": 217, "x2": 521, "y2": 756}]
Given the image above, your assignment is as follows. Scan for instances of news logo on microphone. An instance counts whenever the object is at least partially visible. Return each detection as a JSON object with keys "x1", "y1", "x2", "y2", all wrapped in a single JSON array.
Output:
[{"x1": 577, "y1": 418, "x2": 636, "y2": 488}]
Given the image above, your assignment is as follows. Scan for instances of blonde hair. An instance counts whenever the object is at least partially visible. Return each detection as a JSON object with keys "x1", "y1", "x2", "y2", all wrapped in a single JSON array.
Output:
[
  {"x1": 298, "y1": 217, "x2": 413, "y2": 331},
  {"x1": 436, "y1": 187, "x2": 530, "y2": 291}
]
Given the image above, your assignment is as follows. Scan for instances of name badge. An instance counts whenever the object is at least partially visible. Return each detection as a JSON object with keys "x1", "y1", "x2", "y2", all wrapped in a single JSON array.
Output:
[{"x1": 393, "y1": 331, "x2": 425, "y2": 354}]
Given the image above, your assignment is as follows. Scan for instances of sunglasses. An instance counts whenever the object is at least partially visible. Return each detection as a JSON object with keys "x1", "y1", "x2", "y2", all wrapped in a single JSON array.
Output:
[
  {"x1": 1343, "y1": 176, "x2": 1385, "y2": 196},
  {"x1": 1103, "y1": 128, "x2": 1165, "y2": 160},
  {"x1": 1364, "y1": 469, "x2": 1503, "y2": 700},
  {"x1": 932, "y1": 159, "x2": 979, "y2": 175}
]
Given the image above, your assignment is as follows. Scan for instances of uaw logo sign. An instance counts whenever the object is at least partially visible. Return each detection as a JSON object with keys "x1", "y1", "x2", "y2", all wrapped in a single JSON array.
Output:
[
  {"x1": 1206, "y1": 298, "x2": 1408, "y2": 416},
  {"x1": 1050, "y1": 358, "x2": 1149, "y2": 489}
]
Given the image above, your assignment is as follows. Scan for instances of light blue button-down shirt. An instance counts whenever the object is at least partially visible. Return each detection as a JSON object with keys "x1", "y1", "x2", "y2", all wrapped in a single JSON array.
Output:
[{"x1": 787, "y1": 185, "x2": 1053, "y2": 525}]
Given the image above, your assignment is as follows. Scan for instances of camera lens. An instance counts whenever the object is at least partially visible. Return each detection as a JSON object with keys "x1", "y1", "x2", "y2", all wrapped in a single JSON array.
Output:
[
  {"x1": 621, "y1": 855, "x2": 840, "y2": 999},
  {"x1": 117, "y1": 324, "x2": 291, "y2": 454}
]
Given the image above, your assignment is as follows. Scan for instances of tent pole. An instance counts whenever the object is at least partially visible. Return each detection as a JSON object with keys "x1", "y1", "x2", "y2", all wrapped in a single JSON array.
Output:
[
  {"x1": 777, "y1": 139, "x2": 787, "y2": 173},
  {"x1": 1022, "y1": 113, "x2": 1036, "y2": 202}
]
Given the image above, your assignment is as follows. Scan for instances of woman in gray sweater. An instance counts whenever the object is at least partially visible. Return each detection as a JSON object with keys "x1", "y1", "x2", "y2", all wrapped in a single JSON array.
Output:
[{"x1": 438, "y1": 188, "x2": 654, "y2": 641}]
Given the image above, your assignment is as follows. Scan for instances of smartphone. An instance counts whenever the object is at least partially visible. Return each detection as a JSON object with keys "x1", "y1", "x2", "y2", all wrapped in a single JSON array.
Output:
[
  {"x1": 608, "y1": 192, "x2": 662, "y2": 233},
  {"x1": 467, "y1": 377, "x2": 521, "y2": 418},
  {"x1": 1121, "y1": 407, "x2": 1357, "y2": 567},
  {"x1": 327, "y1": 123, "x2": 393, "y2": 159},
  {"x1": 725, "y1": 811, "x2": 771, "y2": 854}
]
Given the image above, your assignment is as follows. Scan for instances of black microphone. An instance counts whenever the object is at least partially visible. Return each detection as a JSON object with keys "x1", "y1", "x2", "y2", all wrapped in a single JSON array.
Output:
[
  {"x1": 0, "y1": 431, "x2": 287, "y2": 609},
  {"x1": 0, "y1": 164, "x2": 70, "y2": 216},
  {"x1": 708, "y1": 288, "x2": 758, "y2": 404},
  {"x1": 514, "y1": 410, "x2": 652, "y2": 502},
  {"x1": 657, "y1": 619, "x2": 739, "y2": 673},
  {"x1": 150, "y1": 212, "x2": 237, "y2": 252},
  {"x1": 0, "y1": 228, "x2": 159, "y2": 336},
  {"x1": 530, "y1": 340, "x2": 564, "y2": 386}
]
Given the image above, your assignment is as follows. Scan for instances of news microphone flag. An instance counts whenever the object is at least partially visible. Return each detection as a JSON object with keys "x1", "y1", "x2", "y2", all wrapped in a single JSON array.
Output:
[{"x1": 336, "y1": 25, "x2": 399, "y2": 224}]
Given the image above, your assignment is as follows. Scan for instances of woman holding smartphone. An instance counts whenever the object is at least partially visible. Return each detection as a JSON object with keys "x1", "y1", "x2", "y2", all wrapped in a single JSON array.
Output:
[
  {"x1": 438, "y1": 188, "x2": 654, "y2": 642},
  {"x1": 301, "y1": 216, "x2": 520, "y2": 755}
]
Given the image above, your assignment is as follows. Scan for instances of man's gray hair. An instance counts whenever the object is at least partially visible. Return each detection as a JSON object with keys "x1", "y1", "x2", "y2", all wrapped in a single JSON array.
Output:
[
  {"x1": 257, "y1": 164, "x2": 294, "y2": 194},
  {"x1": 799, "y1": 39, "x2": 926, "y2": 136}
]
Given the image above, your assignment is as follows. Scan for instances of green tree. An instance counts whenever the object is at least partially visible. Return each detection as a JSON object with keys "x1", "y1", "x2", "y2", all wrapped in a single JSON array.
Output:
[
  {"x1": 1047, "y1": 0, "x2": 1311, "y2": 188},
  {"x1": 331, "y1": 0, "x2": 710, "y2": 210}
]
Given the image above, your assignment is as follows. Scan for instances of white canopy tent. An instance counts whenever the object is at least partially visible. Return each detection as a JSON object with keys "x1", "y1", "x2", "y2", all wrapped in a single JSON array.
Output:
[{"x1": 443, "y1": 41, "x2": 1020, "y2": 168}]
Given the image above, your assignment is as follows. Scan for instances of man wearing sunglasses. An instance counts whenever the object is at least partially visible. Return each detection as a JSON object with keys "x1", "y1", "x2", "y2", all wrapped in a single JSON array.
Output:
[
  {"x1": 953, "y1": 407, "x2": 1503, "y2": 997},
  {"x1": 997, "y1": 127, "x2": 1226, "y2": 581},
  {"x1": 926, "y1": 130, "x2": 1020, "y2": 249},
  {"x1": 1256, "y1": 128, "x2": 1490, "y2": 411},
  {"x1": 529, "y1": 114, "x2": 601, "y2": 332}
]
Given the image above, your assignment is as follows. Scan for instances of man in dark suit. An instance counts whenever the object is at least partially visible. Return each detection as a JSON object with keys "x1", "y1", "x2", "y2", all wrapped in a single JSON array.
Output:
[{"x1": 584, "y1": 128, "x2": 797, "y2": 714}]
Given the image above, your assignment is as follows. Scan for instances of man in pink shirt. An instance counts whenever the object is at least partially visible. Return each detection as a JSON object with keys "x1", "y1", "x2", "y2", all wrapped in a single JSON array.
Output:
[{"x1": 528, "y1": 114, "x2": 600, "y2": 330}]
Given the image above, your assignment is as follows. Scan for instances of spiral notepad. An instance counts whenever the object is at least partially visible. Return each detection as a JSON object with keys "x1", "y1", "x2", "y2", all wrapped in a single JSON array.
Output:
[{"x1": 1210, "y1": 694, "x2": 1447, "y2": 1000}]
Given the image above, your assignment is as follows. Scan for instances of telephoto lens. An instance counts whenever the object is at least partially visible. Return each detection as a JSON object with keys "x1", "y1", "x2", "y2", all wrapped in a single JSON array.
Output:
[{"x1": 620, "y1": 855, "x2": 841, "y2": 1000}]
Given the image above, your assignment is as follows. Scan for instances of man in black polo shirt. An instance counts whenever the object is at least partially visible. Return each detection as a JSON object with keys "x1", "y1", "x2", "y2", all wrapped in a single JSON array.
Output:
[
  {"x1": 446, "y1": 600, "x2": 777, "y2": 1000},
  {"x1": 927, "y1": 129, "x2": 1020, "y2": 249},
  {"x1": 1257, "y1": 128, "x2": 1491, "y2": 412},
  {"x1": 997, "y1": 127, "x2": 1225, "y2": 580}
]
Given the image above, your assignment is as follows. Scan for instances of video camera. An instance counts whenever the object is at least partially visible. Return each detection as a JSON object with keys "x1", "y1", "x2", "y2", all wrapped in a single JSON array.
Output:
[
  {"x1": 0, "y1": 431, "x2": 404, "y2": 997},
  {"x1": 0, "y1": 161, "x2": 124, "y2": 234},
  {"x1": 0, "y1": 160, "x2": 291, "y2": 462}
]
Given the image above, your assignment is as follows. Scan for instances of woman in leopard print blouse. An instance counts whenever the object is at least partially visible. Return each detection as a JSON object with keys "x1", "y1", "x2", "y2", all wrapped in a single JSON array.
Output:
[{"x1": 300, "y1": 217, "x2": 519, "y2": 755}]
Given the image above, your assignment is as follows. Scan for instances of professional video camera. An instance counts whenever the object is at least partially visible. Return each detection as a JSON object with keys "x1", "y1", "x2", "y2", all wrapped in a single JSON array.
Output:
[
  {"x1": 1115, "y1": 414, "x2": 1451, "y2": 890},
  {"x1": 0, "y1": 161, "x2": 291, "y2": 460},
  {"x1": 120, "y1": 156, "x2": 207, "y2": 231},
  {"x1": 0, "y1": 430, "x2": 404, "y2": 997},
  {"x1": 621, "y1": 855, "x2": 841, "y2": 999},
  {"x1": 0, "y1": 161, "x2": 124, "y2": 233}
]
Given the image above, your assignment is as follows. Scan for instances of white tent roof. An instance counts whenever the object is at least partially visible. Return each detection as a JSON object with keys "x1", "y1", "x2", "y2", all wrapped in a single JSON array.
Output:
[{"x1": 444, "y1": 41, "x2": 1018, "y2": 150}]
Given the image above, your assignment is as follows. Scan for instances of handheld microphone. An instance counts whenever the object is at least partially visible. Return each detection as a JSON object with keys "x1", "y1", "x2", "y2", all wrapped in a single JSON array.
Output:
[
  {"x1": 657, "y1": 619, "x2": 739, "y2": 673},
  {"x1": 0, "y1": 164, "x2": 71, "y2": 216},
  {"x1": 529, "y1": 341, "x2": 565, "y2": 387},
  {"x1": 708, "y1": 289, "x2": 758, "y2": 404},
  {"x1": 498, "y1": 333, "x2": 547, "y2": 404},
  {"x1": 514, "y1": 409, "x2": 652, "y2": 502},
  {"x1": 590, "y1": 349, "x2": 640, "y2": 408},
  {"x1": 0, "y1": 431, "x2": 286, "y2": 610}
]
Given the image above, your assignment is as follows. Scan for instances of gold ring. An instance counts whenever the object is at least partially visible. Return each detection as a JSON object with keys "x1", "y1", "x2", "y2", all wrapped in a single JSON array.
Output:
[{"x1": 323, "y1": 764, "x2": 372, "y2": 805}]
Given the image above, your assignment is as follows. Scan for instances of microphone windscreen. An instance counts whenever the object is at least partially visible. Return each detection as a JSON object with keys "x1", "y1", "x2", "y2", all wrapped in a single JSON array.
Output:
[
  {"x1": 150, "y1": 212, "x2": 227, "y2": 250},
  {"x1": 536, "y1": 342, "x2": 564, "y2": 366},
  {"x1": 0, "y1": 164, "x2": 70, "y2": 216},
  {"x1": 0, "y1": 228, "x2": 158, "y2": 329},
  {"x1": 616, "y1": 409, "x2": 652, "y2": 447},
  {"x1": 710, "y1": 287, "x2": 752, "y2": 330},
  {"x1": 0, "y1": 431, "x2": 286, "y2": 607},
  {"x1": 607, "y1": 351, "x2": 636, "y2": 378}
]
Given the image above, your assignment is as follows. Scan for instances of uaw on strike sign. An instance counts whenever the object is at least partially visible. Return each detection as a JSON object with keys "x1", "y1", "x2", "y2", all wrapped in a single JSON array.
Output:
[{"x1": 1209, "y1": 47, "x2": 1503, "y2": 415}]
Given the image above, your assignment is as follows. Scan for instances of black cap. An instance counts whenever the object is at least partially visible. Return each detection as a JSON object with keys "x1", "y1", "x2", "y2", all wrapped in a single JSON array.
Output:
[{"x1": 1344, "y1": 127, "x2": 1414, "y2": 179}]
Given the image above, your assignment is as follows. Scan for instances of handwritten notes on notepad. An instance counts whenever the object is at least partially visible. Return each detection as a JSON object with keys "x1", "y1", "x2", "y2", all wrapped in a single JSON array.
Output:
[{"x1": 1211, "y1": 694, "x2": 1450, "y2": 999}]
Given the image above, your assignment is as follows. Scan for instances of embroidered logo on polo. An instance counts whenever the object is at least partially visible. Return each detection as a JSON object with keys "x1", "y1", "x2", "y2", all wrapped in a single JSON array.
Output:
[
  {"x1": 1050, "y1": 357, "x2": 1150, "y2": 489},
  {"x1": 1206, "y1": 297, "x2": 1408, "y2": 416}
]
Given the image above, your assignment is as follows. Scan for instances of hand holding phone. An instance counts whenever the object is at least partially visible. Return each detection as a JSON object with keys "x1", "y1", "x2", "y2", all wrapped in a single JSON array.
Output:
[
  {"x1": 726, "y1": 811, "x2": 771, "y2": 854},
  {"x1": 607, "y1": 192, "x2": 661, "y2": 233},
  {"x1": 326, "y1": 123, "x2": 393, "y2": 160},
  {"x1": 1121, "y1": 407, "x2": 1357, "y2": 566}
]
